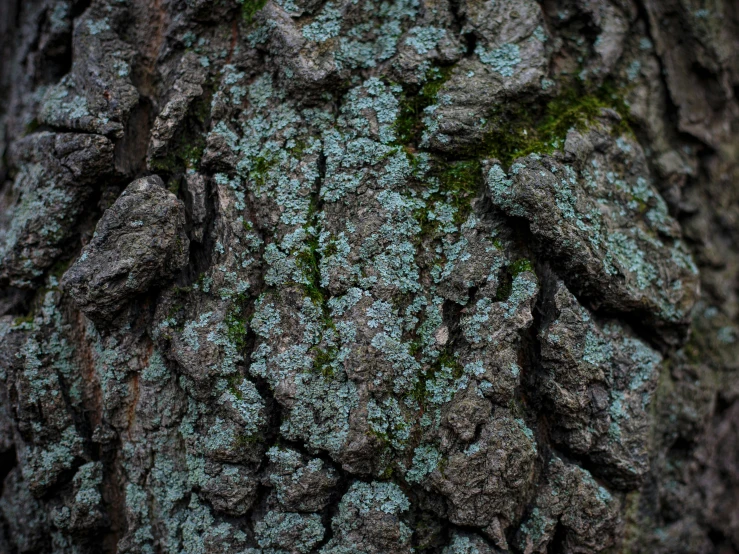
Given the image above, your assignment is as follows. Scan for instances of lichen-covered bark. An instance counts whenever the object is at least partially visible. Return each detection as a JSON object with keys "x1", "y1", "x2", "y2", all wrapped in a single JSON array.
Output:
[{"x1": 0, "y1": 0, "x2": 738, "y2": 552}]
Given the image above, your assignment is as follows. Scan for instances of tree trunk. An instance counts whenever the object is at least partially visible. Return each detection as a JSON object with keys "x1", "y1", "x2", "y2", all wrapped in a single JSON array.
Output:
[{"x1": 0, "y1": 0, "x2": 738, "y2": 552}]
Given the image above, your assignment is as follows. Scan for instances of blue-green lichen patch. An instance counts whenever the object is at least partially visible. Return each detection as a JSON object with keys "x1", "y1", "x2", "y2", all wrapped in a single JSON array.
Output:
[
  {"x1": 310, "y1": 0, "x2": 419, "y2": 71},
  {"x1": 254, "y1": 511, "x2": 325, "y2": 553},
  {"x1": 248, "y1": 288, "x2": 360, "y2": 460},
  {"x1": 179, "y1": 493, "x2": 252, "y2": 552},
  {"x1": 112, "y1": 357, "x2": 257, "y2": 553},
  {"x1": 52, "y1": 462, "x2": 106, "y2": 532},
  {"x1": 476, "y1": 43, "x2": 521, "y2": 77},
  {"x1": 321, "y1": 481, "x2": 413, "y2": 553},
  {"x1": 196, "y1": 73, "x2": 550, "y2": 519},
  {"x1": 179, "y1": 374, "x2": 268, "y2": 465},
  {"x1": 485, "y1": 116, "x2": 699, "y2": 342},
  {"x1": 443, "y1": 531, "x2": 500, "y2": 554}
]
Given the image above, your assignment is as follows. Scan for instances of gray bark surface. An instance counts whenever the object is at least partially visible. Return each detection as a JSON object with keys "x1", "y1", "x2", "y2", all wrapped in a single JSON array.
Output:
[{"x1": 0, "y1": 0, "x2": 738, "y2": 552}]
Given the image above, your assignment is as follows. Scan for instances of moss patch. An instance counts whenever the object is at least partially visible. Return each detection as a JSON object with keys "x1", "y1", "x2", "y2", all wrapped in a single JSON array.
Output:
[
  {"x1": 292, "y1": 199, "x2": 343, "y2": 378},
  {"x1": 472, "y1": 81, "x2": 633, "y2": 166},
  {"x1": 509, "y1": 258, "x2": 533, "y2": 276},
  {"x1": 225, "y1": 293, "x2": 250, "y2": 351},
  {"x1": 12, "y1": 314, "x2": 35, "y2": 328},
  {"x1": 312, "y1": 346, "x2": 338, "y2": 378},
  {"x1": 412, "y1": 157, "x2": 482, "y2": 242},
  {"x1": 249, "y1": 156, "x2": 277, "y2": 189},
  {"x1": 395, "y1": 66, "x2": 454, "y2": 145},
  {"x1": 409, "y1": 349, "x2": 462, "y2": 407},
  {"x1": 435, "y1": 159, "x2": 482, "y2": 225},
  {"x1": 241, "y1": 0, "x2": 268, "y2": 23}
]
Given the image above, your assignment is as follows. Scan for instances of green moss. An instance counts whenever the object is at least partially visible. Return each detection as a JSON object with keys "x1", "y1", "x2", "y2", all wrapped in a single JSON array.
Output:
[
  {"x1": 289, "y1": 139, "x2": 308, "y2": 159},
  {"x1": 378, "y1": 464, "x2": 395, "y2": 480},
  {"x1": 620, "y1": 490, "x2": 647, "y2": 554},
  {"x1": 312, "y1": 346, "x2": 338, "y2": 378},
  {"x1": 172, "y1": 285, "x2": 193, "y2": 296},
  {"x1": 409, "y1": 349, "x2": 462, "y2": 407},
  {"x1": 241, "y1": 0, "x2": 267, "y2": 23},
  {"x1": 409, "y1": 373, "x2": 428, "y2": 406},
  {"x1": 507, "y1": 398, "x2": 526, "y2": 419},
  {"x1": 444, "y1": 352, "x2": 464, "y2": 381},
  {"x1": 292, "y1": 197, "x2": 333, "y2": 323},
  {"x1": 509, "y1": 258, "x2": 533, "y2": 276},
  {"x1": 322, "y1": 237, "x2": 339, "y2": 259},
  {"x1": 225, "y1": 294, "x2": 249, "y2": 351},
  {"x1": 680, "y1": 321, "x2": 707, "y2": 365},
  {"x1": 413, "y1": 157, "x2": 482, "y2": 241},
  {"x1": 295, "y1": 238, "x2": 323, "y2": 306},
  {"x1": 367, "y1": 438, "x2": 396, "y2": 476},
  {"x1": 397, "y1": 73, "x2": 632, "y2": 167},
  {"x1": 236, "y1": 433, "x2": 262, "y2": 447},
  {"x1": 436, "y1": 160, "x2": 482, "y2": 224},
  {"x1": 227, "y1": 374, "x2": 245, "y2": 399},
  {"x1": 168, "y1": 178, "x2": 182, "y2": 195},
  {"x1": 12, "y1": 314, "x2": 35, "y2": 328},
  {"x1": 164, "y1": 285, "x2": 192, "y2": 328},
  {"x1": 249, "y1": 156, "x2": 276, "y2": 189},
  {"x1": 408, "y1": 340, "x2": 422, "y2": 357},
  {"x1": 468, "y1": 81, "x2": 633, "y2": 166},
  {"x1": 631, "y1": 195, "x2": 649, "y2": 214},
  {"x1": 288, "y1": 199, "x2": 342, "y2": 378},
  {"x1": 150, "y1": 137, "x2": 206, "y2": 178},
  {"x1": 395, "y1": 65, "x2": 454, "y2": 145}
]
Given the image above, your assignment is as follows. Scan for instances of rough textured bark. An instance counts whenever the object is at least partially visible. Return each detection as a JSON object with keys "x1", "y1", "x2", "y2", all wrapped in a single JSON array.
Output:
[{"x1": 0, "y1": 0, "x2": 738, "y2": 552}]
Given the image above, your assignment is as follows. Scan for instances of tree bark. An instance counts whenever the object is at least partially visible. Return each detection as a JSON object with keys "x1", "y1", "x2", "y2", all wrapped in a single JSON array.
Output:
[{"x1": 0, "y1": 0, "x2": 738, "y2": 552}]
